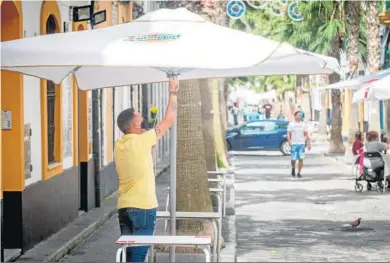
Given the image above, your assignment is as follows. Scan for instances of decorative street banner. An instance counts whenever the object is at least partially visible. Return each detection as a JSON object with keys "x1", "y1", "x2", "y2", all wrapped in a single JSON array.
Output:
[
  {"x1": 227, "y1": 0, "x2": 246, "y2": 19},
  {"x1": 287, "y1": 0, "x2": 304, "y2": 22},
  {"x1": 231, "y1": 0, "x2": 304, "y2": 21}
]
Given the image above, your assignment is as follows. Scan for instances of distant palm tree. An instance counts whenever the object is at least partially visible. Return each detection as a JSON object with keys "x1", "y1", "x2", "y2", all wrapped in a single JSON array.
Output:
[
  {"x1": 365, "y1": 0, "x2": 381, "y2": 131},
  {"x1": 346, "y1": 0, "x2": 361, "y2": 143}
]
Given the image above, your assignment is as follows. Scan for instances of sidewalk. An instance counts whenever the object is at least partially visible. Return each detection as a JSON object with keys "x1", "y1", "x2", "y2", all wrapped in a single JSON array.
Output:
[
  {"x1": 14, "y1": 158, "x2": 236, "y2": 262},
  {"x1": 13, "y1": 158, "x2": 170, "y2": 263}
]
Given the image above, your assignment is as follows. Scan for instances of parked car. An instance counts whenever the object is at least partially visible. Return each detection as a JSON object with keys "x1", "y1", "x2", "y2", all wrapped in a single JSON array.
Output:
[{"x1": 226, "y1": 120, "x2": 291, "y2": 155}]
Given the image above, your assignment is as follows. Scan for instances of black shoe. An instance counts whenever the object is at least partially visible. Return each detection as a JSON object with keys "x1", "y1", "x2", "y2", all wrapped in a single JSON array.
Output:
[
  {"x1": 297, "y1": 173, "x2": 302, "y2": 178},
  {"x1": 292, "y1": 169, "x2": 296, "y2": 177}
]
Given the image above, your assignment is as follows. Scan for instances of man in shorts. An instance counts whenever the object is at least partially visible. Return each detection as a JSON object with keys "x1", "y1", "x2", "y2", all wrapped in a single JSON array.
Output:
[{"x1": 287, "y1": 111, "x2": 311, "y2": 178}]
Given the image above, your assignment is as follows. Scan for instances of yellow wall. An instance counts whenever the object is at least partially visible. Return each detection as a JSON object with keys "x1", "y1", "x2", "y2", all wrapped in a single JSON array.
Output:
[
  {"x1": 40, "y1": 0, "x2": 64, "y2": 180},
  {"x1": 1, "y1": 0, "x2": 24, "y2": 192}
]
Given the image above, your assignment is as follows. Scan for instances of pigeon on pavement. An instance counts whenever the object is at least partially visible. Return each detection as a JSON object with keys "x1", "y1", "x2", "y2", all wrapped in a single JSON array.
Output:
[
  {"x1": 351, "y1": 218, "x2": 361, "y2": 228},
  {"x1": 342, "y1": 218, "x2": 361, "y2": 228}
]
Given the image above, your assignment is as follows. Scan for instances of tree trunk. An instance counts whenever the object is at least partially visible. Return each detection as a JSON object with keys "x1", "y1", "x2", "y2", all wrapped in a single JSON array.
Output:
[
  {"x1": 319, "y1": 75, "x2": 329, "y2": 136},
  {"x1": 330, "y1": 75, "x2": 346, "y2": 153},
  {"x1": 347, "y1": 0, "x2": 360, "y2": 143},
  {"x1": 366, "y1": 0, "x2": 381, "y2": 131},
  {"x1": 213, "y1": 80, "x2": 229, "y2": 167},
  {"x1": 176, "y1": 79, "x2": 213, "y2": 234},
  {"x1": 329, "y1": 33, "x2": 345, "y2": 153},
  {"x1": 219, "y1": 80, "x2": 229, "y2": 150},
  {"x1": 158, "y1": 0, "x2": 214, "y2": 239},
  {"x1": 200, "y1": 80, "x2": 217, "y2": 171}
]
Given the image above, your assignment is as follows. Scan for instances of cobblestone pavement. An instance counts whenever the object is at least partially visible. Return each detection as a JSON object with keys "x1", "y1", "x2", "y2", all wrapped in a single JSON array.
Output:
[
  {"x1": 60, "y1": 169, "x2": 228, "y2": 262},
  {"x1": 233, "y1": 153, "x2": 390, "y2": 262}
]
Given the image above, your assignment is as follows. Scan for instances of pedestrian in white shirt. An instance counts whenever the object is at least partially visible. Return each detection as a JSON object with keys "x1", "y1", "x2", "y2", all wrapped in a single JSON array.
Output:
[{"x1": 287, "y1": 111, "x2": 311, "y2": 178}]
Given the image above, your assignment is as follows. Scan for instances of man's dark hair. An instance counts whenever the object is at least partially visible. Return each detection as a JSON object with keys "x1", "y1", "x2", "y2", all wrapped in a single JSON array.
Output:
[
  {"x1": 294, "y1": 111, "x2": 301, "y2": 116},
  {"x1": 117, "y1": 108, "x2": 135, "y2": 134}
]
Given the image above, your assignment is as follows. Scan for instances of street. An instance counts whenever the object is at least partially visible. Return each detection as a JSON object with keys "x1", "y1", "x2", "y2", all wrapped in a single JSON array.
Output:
[
  {"x1": 56, "y1": 150, "x2": 390, "y2": 262},
  {"x1": 234, "y1": 153, "x2": 390, "y2": 262}
]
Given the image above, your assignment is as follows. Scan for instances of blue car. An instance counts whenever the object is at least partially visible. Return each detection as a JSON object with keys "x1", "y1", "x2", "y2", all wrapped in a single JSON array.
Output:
[{"x1": 226, "y1": 120, "x2": 291, "y2": 155}]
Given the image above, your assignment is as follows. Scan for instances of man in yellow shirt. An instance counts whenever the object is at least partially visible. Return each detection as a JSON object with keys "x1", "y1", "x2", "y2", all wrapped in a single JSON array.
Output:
[{"x1": 114, "y1": 77, "x2": 179, "y2": 262}]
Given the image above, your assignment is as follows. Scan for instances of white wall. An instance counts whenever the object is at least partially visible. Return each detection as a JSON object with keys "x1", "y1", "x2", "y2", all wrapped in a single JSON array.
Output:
[{"x1": 22, "y1": 0, "x2": 74, "y2": 186}]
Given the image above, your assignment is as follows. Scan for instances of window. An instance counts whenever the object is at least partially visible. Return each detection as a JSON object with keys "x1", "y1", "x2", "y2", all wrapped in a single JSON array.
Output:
[
  {"x1": 276, "y1": 122, "x2": 288, "y2": 130},
  {"x1": 241, "y1": 121, "x2": 277, "y2": 135},
  {"x1": 261, "y1": 122, "x2": 277, "y2": 131},
  {"x1": 46, "y1": 15, "x2": 57, "y2": 164}
]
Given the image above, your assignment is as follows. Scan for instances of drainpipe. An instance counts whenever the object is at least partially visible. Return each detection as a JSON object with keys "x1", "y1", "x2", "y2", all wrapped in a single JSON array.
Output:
[{"x1": 91, "y1": 0, "x2": 101, "y2": 208}]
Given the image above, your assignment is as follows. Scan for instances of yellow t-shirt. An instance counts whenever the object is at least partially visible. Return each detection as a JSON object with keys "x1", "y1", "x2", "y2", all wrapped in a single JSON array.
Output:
[{"x1": 114, "y1": 129, "x2": 158, "y2": 209}]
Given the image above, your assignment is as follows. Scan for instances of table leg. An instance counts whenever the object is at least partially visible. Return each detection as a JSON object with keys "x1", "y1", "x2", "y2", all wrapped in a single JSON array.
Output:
[
  {"x1": 148, "y1": 245, "x2": 155, "y2": 262},
  {"x1": 211, "y1": 220, "x2": 218, "y2": 262},
  {"x1": 202, "y1": 246, "x2": 211, "y2": 262},
  {"x1": 116, "y1": 248, "x2": 122, "y2": 262},
  {"x1": 211, "y1": 193, "x2": 222, "y2": 262},
  {"x1": 121, "y1": 246, "x2": 127, "y2": 262},
  {"x1": 223, "y1": 180, "x2": 227, "y2": 217}
]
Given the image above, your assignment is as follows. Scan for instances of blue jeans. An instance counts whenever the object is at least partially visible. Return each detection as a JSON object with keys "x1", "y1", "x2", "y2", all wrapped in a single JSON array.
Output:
[{"x1": 118, "y1": 208, "x2": 157, "y2": 262}]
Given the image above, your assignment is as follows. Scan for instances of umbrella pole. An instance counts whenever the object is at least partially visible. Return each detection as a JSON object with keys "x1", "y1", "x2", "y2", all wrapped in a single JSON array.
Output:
[{"x1": 169, "y1": 118, "x2": 177, "y2": 262}]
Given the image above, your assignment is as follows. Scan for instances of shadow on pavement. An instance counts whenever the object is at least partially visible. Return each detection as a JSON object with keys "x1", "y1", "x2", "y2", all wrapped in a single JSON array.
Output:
[{"x1": 236, "y1": 215, "x2": 390, "y2": 260}]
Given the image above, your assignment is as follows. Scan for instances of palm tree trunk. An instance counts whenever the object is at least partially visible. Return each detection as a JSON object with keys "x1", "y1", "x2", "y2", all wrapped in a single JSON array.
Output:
[
  {"x1": 200, "y1": 80, "x2": 217, "y2": 170},
  {"x1": 347, "y1": 0, "x2": 360, "y2": 143},
  {"x1": 329, "y1": 33, "x2": 345, "y2": 153},
  {"x1": 366, "y1": 0, "x2": 381, "y2": 132},
  {"x1": 213, "y1": 80, "x2": 229, "y2": 167},
  {"x1": 319, "y1": 75, "x2": 329, "y2": 136},
  {"x1": 159, "y1": 1, "x2": 214, "y2": 238},
  {"x1": 176, "y1": 79, "x2": 213, "y2": 234}
]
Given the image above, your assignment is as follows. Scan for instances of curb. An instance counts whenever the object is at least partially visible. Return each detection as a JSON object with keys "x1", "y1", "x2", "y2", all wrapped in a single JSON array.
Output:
[
  {"x1": 42, "y1": 164, "x2": 170, "y2": 262},
  {"x1": 44, "y1": 208, "x2": 117, "y2": 262}
]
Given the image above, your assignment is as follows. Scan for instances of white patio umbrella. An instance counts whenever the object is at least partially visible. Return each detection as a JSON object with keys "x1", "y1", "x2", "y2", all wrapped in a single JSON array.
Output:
[
  {"x1": 352, "y1": 75, "x2": 390, "y2": 103},
  {"x1": 1, "y1": 8, "x2": 340, "y2": 90},
  {"x1": 0, "y1": 7, "x2": 340, "y2": 262},
  {"x1": 319, "y1": 68, "x2": 390, "y2": 91}
]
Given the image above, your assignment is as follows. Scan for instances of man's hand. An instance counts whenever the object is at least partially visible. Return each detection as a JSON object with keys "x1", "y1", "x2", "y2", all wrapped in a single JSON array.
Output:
[
  {"x1": 306, "y1": 142, "x2": 311, "y2": 151},
  {"x1": 169, "y1": 77, "x2": 179, "y2": 93}
]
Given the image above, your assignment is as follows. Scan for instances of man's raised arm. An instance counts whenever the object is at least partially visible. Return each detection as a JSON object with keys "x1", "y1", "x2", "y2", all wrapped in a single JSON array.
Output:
[{"x1": 155, "y1": 77, "x2": 179, "y2": 140}]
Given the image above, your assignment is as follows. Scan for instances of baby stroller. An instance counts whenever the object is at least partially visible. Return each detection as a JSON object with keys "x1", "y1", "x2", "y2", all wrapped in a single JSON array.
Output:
[{"x1": 354, "y1": 150, "x2": 390, "y2": 192}]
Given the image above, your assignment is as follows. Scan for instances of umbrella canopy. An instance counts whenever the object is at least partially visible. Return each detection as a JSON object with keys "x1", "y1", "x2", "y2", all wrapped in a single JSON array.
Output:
[
  {"x1": 319, "y1": 69, "x2": 390, "y2": 90},
  {"x1": 352, "y1": 75, "x2": 390, "y2": 103},
  {"x1": 1, "y1": 8, "x2": 339, "y2": 90}
]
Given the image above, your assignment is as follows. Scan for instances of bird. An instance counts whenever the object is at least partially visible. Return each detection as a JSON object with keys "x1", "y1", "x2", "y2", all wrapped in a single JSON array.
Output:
[
  {"x1": 342, "y1": 218, "x2": 361, "y2": 228},
  {"x1": 351, "y1": 218, "x2": 362, "y2": 228}
]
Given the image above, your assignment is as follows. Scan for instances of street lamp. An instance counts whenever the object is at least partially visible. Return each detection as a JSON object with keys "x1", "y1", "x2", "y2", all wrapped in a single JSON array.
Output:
[
  {"x1": 72, "y1": 4, "x2": 107, "y2": 25},
  {"x1": 73, "y1": 5, "x2": 93, "y2": 22}
]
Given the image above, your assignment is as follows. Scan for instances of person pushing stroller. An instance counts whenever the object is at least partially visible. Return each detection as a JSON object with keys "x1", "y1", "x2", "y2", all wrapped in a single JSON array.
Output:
[{"x1": 356, "y1": 131, "x2": 390, "y2": 191}]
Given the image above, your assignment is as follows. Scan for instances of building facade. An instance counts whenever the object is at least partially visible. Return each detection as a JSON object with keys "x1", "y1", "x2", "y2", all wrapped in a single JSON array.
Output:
[{"x1": 1, "y1": 0, "x2": 170, "y2": 254}]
